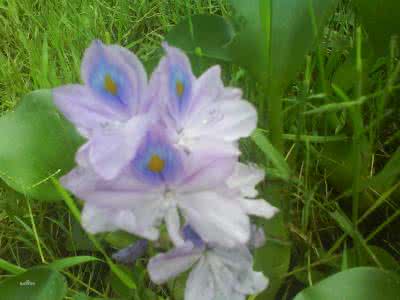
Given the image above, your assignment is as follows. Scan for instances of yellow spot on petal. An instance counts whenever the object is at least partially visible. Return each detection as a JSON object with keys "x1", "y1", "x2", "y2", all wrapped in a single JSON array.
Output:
[
  {"x1": 147, "y1": 155, "x2": 165, "y2": 173},
  {"x1": 176, "y1": 80, "x2": 184, "y2": 97},
  {"x1": 104, "y1": 74, "x2": 118, "y2": 95}
]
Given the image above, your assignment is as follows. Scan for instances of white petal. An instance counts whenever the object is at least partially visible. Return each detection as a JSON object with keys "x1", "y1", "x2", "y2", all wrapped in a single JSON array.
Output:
[
  {"x1": 209, "y1": 247, "x2": 268, "y2": 296},
  {"x1": 80, "y1": 203, "x2": 160, "y2": 240},
  {"x1": 185, "y1": 99, "x2": 257, "y2": 142},
  {"x1": 227, "y1": 162, "x2": 265, "y2": 198},
  {"x1": 235, "y1": 271, "x2": 269, "y2": 295},
  {"x1": 178, "y1": 191, "x2": 250, "y2": 247},
  {"x1": 240, "y1": 199, "x2": 279, "y2": 219},
  {"x1": 148, "y1": 242, "x2": 203, "y2": 284},
  {"x1": 166, "y1": 207, "x2": 184, "y2": 247},
  {"x1": 81, "y1": 204, "x2": 120, "y2": 234},
  {"x1": 185, "y1": 257, "x2": 215, "y2": 300}
]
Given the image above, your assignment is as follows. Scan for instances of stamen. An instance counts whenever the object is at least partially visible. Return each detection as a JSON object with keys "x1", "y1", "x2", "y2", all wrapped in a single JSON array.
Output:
[
  {"x1": 104, "y1": 74, "x2": 118, "y2": 95},
  {"x1": 147, "y1": 155, "x2": 165, "y2": 173}
]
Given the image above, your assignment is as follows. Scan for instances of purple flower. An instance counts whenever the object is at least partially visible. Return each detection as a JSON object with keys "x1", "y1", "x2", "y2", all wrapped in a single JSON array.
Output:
[
  {"x1": 53, "y1": 40, "x2": 152, "y2": 179},
  {"x1": 61, "y1": 124, "x2": 248, "y2": 247},
  {"x1": 148, "y1": 225, "x2": 268, "y2": 300},
  {"x1": 149, "y1": 43, "x2": 258, "y2": 155}
]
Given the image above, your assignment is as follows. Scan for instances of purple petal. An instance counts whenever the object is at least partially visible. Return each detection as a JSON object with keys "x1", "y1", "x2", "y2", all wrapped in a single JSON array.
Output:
[
  {"x1": 132, "y1": 124, "x2": 183, "y2": 186},
  {"x1": 81, "y1": 40, "x2": 147, "y2": 116},
  {"x1": 178, "y1": 150, "x2": 236, "y2": 192},
  {"x1": 147, "y1": 242, "x2": 203, "y2": 284},
  {"x1": 53, "y1": 84, "x2": 125, "y2": 137},
  {"x1": 112, "y1": 240, "x2": 149, "y2": 264},
  {"x1": 86, "y1": 115, "x2": 150, "y2": 180}
]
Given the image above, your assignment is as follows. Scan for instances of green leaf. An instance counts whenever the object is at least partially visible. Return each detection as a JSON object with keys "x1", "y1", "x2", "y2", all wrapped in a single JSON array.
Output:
[
  {"x1": 294, "y1": 267, "x2": 400, "y2": 300},
  {"x1": 254, "y1": 185, "x2": 291, "y2": 300},
  {"x1": 47, "y1": 256, "x2": 101, "y2": 271},
  {"x1": 104, "y1": 231, "x2": 138, "y2": 249},
  {"x1": 368, "y1": 147, "x2": 400, "y2": 193},
  {"x1": 165, "y1": 14, "x2": 235, "y2": 62},
  {"x1": 251, "y1": 129, "x2": 290, "y2": 181},
  {"x1": 0, "y1": 266, "x2": 67, "y2": 300},
  {"x1": 0, "y1": 258, "x2": 26, "y2": 275},
  {"x1": 0, "y1": 90, "x2": 83, "y2": 201},
  {"x1": 229, "y1": 0, "x2": 339, "y2": 92},
  {"x1": 353, "y1": 0, "x2": 400, "y2": 57},
  {"x1": 333, "y1": 246, "x2": 400, "y2": 273}
]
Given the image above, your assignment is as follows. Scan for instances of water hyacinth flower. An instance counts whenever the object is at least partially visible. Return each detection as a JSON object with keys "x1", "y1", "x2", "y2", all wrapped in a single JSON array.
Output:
[
  {"x1": 62, "y1": 124, "x2": 251, "y2": 247},
  {"x1": 54, "y1": 40, "x2": 277, "y2": 298},
  {"x1": 148, "y1": 225, "x2": 268, "y2": 300},
  {"x1": 149, "y1": 43, "x2": 257, "y2": 155},
  {"x1": 53, "y1": 40, "x2": 152, "y2": 179}
]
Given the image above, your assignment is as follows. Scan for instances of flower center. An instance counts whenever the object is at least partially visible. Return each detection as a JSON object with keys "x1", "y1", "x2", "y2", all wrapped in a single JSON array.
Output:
[
  {"x1": 147, "y1": 154, "x2": 165, "y2": 173},
  {"x1": 104, "y1": 74, "x2": 118, "y2": 95},
  {"x1": 176, "y1": 80, "x2": 184, "y2": 97}
]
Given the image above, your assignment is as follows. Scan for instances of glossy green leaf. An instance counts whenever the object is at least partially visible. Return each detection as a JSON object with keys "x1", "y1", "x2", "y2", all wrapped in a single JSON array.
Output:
[
  {"x1": 294, "y1": 267, "x2": 400, "y2": 300},
  {"x1": 229, "y1": 0, "x2": 339, "y2": 92},
  {"x1": 353, "y1": 1, "x2": 400, "y2": 56},
  {"x1": 0, "y1": 90, "x2": 83, "y2": 201},
  {"x1": 0, "y1": 266, "x2": 67, "y2": 300},
  {"x1": 165, "y1": 14, "x2": 235, "y2": 61},
  {"x1": 332, "y1": 246, "x2": 400, "y2": 273}
]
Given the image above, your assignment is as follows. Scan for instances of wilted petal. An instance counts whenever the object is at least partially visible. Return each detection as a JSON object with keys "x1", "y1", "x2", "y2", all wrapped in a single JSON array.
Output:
[
  {"x1": 148, "y1": 242, "x2": 203, "y2": 284},
  {"x1": 178, "y1": 191, "x2": 250, "y2": 247},
  {"x1": 112, "y1": 240, "x2": 149, "y2": 264},
  {"x1": 81, "y1": 40, "x2": 147, "y2": 116},
  {"x1": 185, "y1": 258, "x2": 215, "y2": 300}
]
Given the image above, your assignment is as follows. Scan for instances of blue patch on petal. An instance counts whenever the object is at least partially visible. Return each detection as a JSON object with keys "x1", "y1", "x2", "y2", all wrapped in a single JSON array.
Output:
[
  {"x1": 89, "y1": 61, "x2": 128, "y2": 106},
  {"x1": 182, "y1": 225, "x2": 205, "y2": 248},
  {"x1": 169, "y1": 65, "x2": 192, "y2": 113},
  {"x1": 132, "y1": 130, "x2": 182, "y2": 185}
]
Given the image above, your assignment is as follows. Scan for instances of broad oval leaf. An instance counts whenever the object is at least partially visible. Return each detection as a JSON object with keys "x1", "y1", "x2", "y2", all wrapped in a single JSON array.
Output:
[
  {"x1": 294, "y1": 267, "x2": 400, "y2": 300},
  {"x1": 0, "y1": 266, "x2": 67, "y2": 300},
  {"x1": 0, "y1": 90, "x2": 83, "y2": 201},
  {"x1": 229, "y1": 0, "x2": 339, "y2": 94},
  {"x1": 165, "y1": 14, "x2": 235, "y2": 62}
]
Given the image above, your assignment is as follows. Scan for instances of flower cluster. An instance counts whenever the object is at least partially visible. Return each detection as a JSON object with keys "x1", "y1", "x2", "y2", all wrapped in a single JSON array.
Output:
[{"x1": 54, "y1": 40, "x2": 278, "y2": 300}]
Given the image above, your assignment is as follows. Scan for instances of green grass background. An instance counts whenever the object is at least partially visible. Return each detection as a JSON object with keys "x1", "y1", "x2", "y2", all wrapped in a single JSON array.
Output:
[{"x1": 0, "y1": 0, "x2": 399, "y2": 299}]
